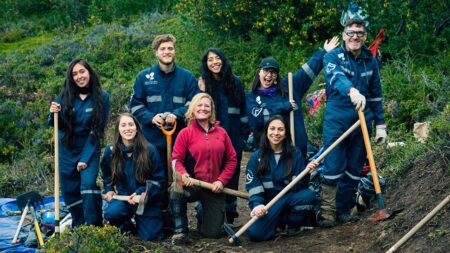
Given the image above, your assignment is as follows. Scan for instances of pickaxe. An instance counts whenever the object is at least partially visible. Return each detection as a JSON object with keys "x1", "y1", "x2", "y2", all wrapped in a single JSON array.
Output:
[
  {"x1": 226, "y1": 120, "x2": 361, "y2": 244},
  {"x1": 103, "y1": 180, "x2": 152, "y2": 215}
]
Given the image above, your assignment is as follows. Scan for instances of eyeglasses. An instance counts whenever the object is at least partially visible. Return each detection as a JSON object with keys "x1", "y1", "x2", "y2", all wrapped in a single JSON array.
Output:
[
  {"x1": 344, "y1": 30, "x2": 367, "y2": 38},
  {"x1": 262, "y1": 69, "x2": 278, "y2": 77}
]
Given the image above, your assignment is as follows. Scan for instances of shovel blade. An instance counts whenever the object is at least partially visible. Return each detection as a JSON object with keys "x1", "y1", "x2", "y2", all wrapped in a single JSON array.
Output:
[{"x1": 369, "y1": 209, "x2": 390, "y2": 222}]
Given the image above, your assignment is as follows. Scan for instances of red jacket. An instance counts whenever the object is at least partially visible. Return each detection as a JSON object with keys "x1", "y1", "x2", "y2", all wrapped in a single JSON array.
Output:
[{"x1": 172, "y1": 120, "x2": 237, "y2": 186}]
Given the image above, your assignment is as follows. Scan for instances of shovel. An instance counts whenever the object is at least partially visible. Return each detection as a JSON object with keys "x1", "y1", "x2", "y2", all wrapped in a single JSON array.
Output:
[
  {"x1": 161, "y1": 120, "x2": 177, "y2": 185},
  {"x1": 358, "y1": 109, "x2": 390, "y2": 221},
  {"x1": 14, "y1": 191, "x2": 45, "y2": 247}
]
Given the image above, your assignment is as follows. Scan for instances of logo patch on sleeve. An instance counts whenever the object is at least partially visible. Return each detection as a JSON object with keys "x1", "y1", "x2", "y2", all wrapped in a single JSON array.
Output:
[{"x1": 326, "y1": 63, "x2": 336, "y2": 73}]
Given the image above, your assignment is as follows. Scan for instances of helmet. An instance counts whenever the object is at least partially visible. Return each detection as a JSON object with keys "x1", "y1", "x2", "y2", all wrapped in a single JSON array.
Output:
[
  {"x1": 41, "y1": 210, "x2": 55, "y2": 230},
  {"x1": 340, "y1": 1, "x2": 370, "y2": 29}
]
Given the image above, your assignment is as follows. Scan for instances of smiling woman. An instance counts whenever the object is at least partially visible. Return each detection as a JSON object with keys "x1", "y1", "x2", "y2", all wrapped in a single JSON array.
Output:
[
  {"x1": 245, "y1": 115, "x2": 319, "y2": 241},
  {"x1": 169, "y1": 93, "x2": 237, "y2": 243},
  {"x1": 100, "y1": 113, "x2": 165, "y2": 241}
]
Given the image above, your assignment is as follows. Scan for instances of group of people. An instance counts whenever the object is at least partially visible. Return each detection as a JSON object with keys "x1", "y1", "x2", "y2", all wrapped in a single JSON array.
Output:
[{"x1": 48, "y1": 18, "x2": 387, "y2": 243}]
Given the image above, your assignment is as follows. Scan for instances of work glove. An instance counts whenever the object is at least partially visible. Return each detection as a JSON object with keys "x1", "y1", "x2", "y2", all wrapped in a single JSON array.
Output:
[
  {"x1": 375, "y1": 124, "x2": 387, "y2": 145},
  {"x1": 348, "y1": 88, "x2": 366, "y2": 111}
]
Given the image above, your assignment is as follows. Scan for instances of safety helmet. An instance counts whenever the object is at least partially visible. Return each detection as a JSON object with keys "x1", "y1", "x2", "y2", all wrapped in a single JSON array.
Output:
[{"x1": 340, "y1": 1, "x2": 370, "y2": 29}]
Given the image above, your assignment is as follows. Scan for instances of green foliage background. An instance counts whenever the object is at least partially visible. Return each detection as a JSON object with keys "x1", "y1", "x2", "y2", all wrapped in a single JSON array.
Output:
[{"x1": 0, "y1": 0, "x2": 448, "y2": 198}]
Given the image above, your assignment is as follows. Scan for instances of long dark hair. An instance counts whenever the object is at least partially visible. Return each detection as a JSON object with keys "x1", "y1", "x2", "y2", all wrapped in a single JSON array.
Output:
[
  {"x1": 250, "y1": 67, "x2": 287, "y2": 97},
  {"x1": 111, "y1": 113, "x2": 152, "y2": 185},
  {"x1": 59, "y1": 58, "x2": 105, "y2": 147},
  {"x1": 200, "y1": 47, "x2": 242, "y2": 106},
  {"x1": 256, "y1": 115, "x2": 294, "y2": 178}
]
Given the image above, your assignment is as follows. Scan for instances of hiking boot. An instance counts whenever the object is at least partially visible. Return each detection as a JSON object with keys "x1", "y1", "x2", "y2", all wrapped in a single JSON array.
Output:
[
  {"x1": 319, "y1": 219, "x2": 336, "y2": 228},
  {"x1": 287, "y1": 227, "x2": 314, "y2": 236},
  {"x1": 337, "y1": 213, "x2": 360, "y2": 223},
  {"x1": 171, "y1": 233, "x2": 193, "y2": 245}
]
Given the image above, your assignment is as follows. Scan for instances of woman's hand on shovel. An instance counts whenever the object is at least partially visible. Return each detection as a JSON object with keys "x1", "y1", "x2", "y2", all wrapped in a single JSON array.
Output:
[{"x1": 306, "y1": 160, "x2": 319, "y2": 173}]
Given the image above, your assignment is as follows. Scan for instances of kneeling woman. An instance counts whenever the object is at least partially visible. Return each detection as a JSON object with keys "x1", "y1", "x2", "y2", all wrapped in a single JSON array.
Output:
[
  {"x1": 170, "y1": 93, "x2": 237, "y2": 242},
  {"x1": 101, "y1": 113, "x2": 165, "y2": 240},
  {"x1": 246, "y1": 115, "x2": 318, "y2": 241}
]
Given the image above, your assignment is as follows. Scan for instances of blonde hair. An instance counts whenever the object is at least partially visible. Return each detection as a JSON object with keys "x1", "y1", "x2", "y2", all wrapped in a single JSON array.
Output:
[
  {"x1": 185, "y1": 93, "x2": 216, "y2": 125},
  {"x1": 152, "y1": 34, "x2": 176, "y2": 51}
]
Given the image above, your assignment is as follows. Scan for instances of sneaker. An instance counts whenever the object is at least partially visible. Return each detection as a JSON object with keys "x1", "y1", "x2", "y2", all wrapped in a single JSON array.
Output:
[
  {"x1": 337, "y1": 213, "x2": 360, "y2": 223},
  {"x1": 171, "y1": 233, "x2": 193, "y2": 245}
]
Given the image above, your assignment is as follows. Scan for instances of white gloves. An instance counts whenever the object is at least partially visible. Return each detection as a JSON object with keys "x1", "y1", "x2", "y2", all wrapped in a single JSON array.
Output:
[
  {"x1": 349, "y1": 88, "x2": 366, "y2": 111},
  {"x1": 375, "y1": 124, "x2": 387, "y2": 145}
]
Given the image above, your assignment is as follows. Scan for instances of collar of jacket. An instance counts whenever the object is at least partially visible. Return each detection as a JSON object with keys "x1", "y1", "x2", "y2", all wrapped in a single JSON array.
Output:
[
  {"x1": 155, "y1": 62, "x2": 176, "y2": 76},
  {"x1": 192, "y1": 118, "x2": 219, "y2": 133}
]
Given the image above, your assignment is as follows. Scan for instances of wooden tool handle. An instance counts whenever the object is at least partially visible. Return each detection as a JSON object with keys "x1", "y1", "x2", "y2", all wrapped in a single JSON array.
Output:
[
  {"x1": 54, "y1": 112, "x2": 60, "y2": 236},
  {"x1": 183, "y1": 176, "x2": 249, "y2": 199},
  {"x1": 11, "y1": 205, "x2": 29, "y2": 243},
  {"x1": 288, "y1": 72, "x2": 295, "y2": 145}
]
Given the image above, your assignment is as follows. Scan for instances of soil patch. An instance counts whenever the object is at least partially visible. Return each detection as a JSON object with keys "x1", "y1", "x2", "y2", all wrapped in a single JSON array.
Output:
[{"x1": 127, "y1": 148, "x2": 450, "y2": 252}]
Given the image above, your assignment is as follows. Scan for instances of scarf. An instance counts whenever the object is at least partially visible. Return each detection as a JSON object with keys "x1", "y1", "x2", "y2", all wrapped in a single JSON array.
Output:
[{"x1": 257, "y1": 85, "x2": 278, "y2": 97}]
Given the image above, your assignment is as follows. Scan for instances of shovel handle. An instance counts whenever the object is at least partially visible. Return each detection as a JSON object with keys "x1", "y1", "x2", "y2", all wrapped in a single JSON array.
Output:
[
  {"x1": 11, "y1": 205, "x2": 29, "y2": 243},
  {"x1": 182, "y1": 176, "x2": 249, "y2": 199},
  {"x1": 288, "y1": 72, "x2": 295, "y2": 145},
  {"x1": 53, "y1": 112, "x2": 60, "y2": 236},
  {"x1": 102, "y1": 194, "x2": 141, "y2": 203},
  {"x1": 386, "y1": 194, "x2": 450, "y2": 253},
  {"x1": 358, "y1": 110, "x2": 382, "y2": 194},
  {"x1": 229, "y1": 120, "x2": 361, "y2": 243}
]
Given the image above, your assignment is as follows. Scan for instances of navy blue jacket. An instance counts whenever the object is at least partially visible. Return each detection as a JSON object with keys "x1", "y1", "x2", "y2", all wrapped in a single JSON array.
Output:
[
  {"x1": 323, "y1": 44, "x2": 385, "y2": 127},
  {"x1": 48, "y1": 90, "x2": 110, "y2": 165},
  {"x1": 247, "y1": 50, "x2": 327, "y2": 156},
  {"x1": 129, "y1": 63, "x2": 200, "y2": 150},
  {"x1": 101, "y1": 143, "x2": 165, "y2": 205},
  {"x1": 245, "y1": 148, "x2": 308, "y2": 210},
  {"x1": 207, "y1": 76, "x2": 250, "y2": 154}
]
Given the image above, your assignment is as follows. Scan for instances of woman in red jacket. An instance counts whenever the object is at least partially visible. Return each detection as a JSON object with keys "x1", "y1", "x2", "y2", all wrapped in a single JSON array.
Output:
[{"x1": 170, "y1": 93, "x2": 237, "y2": 243}]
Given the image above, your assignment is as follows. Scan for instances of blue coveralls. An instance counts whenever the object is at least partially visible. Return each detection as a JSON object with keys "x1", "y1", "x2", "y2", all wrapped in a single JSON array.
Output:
[
  {"x1": 204, "y1": 76, "x2": 250, "y2": 222},
  {"x1": 322, "y1": 44, "x2": 384, "y2": 216},
  {"x1": 129, "y1": 63, "x2": 200, "y2": 176},
  {"x1": 48, "y1": 90, "x2": 110, "y2": 227},
  {"x1": 246, "y1": 50, "x2": 327, "y2": 157},
  {"x1": 245, "y1": 149, "x2": 318, "y2": 241},
  {"x1": 101, "y1": 143, "x2": 165, "y2": 240}
]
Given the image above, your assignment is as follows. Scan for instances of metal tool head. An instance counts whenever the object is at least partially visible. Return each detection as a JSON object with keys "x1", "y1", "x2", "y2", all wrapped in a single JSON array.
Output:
[
  {"x1": 224, "y1": 223, "x2": 241, "y2": 245},
  {"x1": 136, "y1": 180, "x2": 152, "y2": 215},
  {"x1": 16, "y1": 191, "x2": 43, "y2": 211}
]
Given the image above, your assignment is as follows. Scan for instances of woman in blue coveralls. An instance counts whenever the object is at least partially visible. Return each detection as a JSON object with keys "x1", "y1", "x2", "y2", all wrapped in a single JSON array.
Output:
[
  {"x1": 246, "y1": 37, "x2": 339, "y2": 157},
  {"x1": 245, "y1": 115, "x2": 318, "y2": 241},
  {"x1": 198, "y1": 48, "x2": 250, "y2": 225},
  {"x1": 49, "y1": 58, "x2": 109, "y2": 227},
  {"x1": 101, "y1": 113, "x2": 165, "y2": 240}
]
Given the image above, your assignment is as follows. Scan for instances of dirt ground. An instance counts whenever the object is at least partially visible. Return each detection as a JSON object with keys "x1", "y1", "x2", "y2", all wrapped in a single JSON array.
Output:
[{"x1": 128, "y1": 149, "x2": 450, "y2": 253}]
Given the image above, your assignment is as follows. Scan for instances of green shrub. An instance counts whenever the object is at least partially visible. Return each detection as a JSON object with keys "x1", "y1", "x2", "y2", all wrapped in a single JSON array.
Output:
[{"x1": 43, "y1": 225, "x2": 129, "y2": 253}]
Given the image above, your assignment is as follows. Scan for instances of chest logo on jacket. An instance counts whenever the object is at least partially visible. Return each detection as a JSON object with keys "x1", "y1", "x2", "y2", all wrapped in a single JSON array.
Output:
[
  {"x1": 251, "y1": 96, "x2": 264, "y2": 117},
  {"x1": 145, "y1": 72, "x2": 155, "y2": 80}
]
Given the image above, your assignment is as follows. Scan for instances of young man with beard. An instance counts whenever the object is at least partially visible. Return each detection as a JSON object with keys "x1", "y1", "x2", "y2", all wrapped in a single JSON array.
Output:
[
  {"x1": 129, "y1": 34, "x2": 200, "y2": 233},
  {"x1": 319, "y1": 19, "x2": 387, "y2": 227}
]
